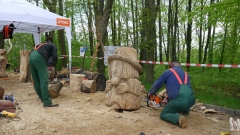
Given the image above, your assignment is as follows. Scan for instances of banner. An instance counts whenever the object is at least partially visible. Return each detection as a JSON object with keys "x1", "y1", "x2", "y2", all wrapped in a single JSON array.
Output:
[{"x1": 104, "y1": 46, "x2": 120, "y2": 65}]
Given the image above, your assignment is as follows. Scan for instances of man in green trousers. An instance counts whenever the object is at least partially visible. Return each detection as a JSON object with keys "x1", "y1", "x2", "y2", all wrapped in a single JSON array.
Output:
[
  {"x1": 148, "y1": 61, "x2": 195, "y2": 128},
  {"x1": 29, "y1": 37, "x2": 59, "y2": 107}
]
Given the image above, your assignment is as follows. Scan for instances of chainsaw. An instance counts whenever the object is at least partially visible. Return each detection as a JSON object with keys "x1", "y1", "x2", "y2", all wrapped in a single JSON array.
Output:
[
  {"x1": 147, "y1": 93, "x2": 163, "y2": 108},
  {"x1": 0, "y1": 110, "x2": 16, "y2": 118}
]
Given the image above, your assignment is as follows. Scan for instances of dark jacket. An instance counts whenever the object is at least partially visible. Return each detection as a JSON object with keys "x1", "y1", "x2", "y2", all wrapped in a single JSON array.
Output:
[
  {"x1": 149, "y1": 66, "x2": 193, "y2": 100},
  {"x1": 35, "y1": 43, "x2": 58, "y2": 66}
]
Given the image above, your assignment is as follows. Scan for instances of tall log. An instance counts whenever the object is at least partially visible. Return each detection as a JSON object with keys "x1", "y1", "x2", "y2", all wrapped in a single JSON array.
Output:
[
  {"x1": 19, "y1": 50, "x2": 31, "y2": 82},
  {"x1": 0, "y1": 49, "x2": 7, "y2": 78},
  {"x1": 70, "y1": 74, "x2": 85, "y2": 92}
]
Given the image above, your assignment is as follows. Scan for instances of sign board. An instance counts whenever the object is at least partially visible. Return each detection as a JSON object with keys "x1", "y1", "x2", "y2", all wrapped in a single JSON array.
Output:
[
  {"x1": 104, "y1": 46, "x2": 120, "y2": 66},
  {"x1": 80, "y1": 47, "x2": 85, "y2": 56},
  {"x1": 56, "y1": 18, "x2": 70, "y2": 26}
]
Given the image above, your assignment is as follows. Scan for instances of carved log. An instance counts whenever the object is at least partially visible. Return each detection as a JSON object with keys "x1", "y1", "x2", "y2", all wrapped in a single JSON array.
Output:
[
  {"x1": 19, "y1": 50, "x2": 31, "y2": 82},
  {"x1": 105, "y1": 47, "x2": 143, "y2": 111},
  {"x1": 70, "y1": 74, "x2": 85, "y2": 92},
  {"x1": 0, "y1": 49, "x2": 7, "y2": 78},
  {"x1": 80, "y1": 80, "x2": 97, "y2": 93},
  {"x1": 48, "y1": 80, "x2": 64, "y2": 99}
]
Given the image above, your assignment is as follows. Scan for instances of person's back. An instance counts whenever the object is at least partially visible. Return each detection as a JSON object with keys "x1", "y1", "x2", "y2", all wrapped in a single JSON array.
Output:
[
  {"x1": 148, "y1": 61, "x2": 195, "y2": 128},
  {"x1": 35, "y1": 43, "x2": 58, "y2": 66},
  {"x1": 164, "y1": 66, "x2": 192, "y2": 100}
]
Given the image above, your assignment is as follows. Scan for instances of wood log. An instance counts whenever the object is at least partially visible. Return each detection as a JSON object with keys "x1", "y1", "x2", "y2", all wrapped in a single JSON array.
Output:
[
  {"x1": 0, "y1": 49, "x2": 7, "y2": 78},
  {"x1": 0, "y1": 85, "x2": 4, "y2": 100},
  {"x1": 72, "y1": 69, "x2": 107, "y2": 91},
  {"x1": 70, "y1": 74, "x2": 85, "y2": 92},
  {"x1": 80, "y1": 80, "x2": 97, "y2": 93},
  {"x1": 19, "y1": 50, "x2": 31, "y2": 82},
  {"x1": 92, "y1": 73, "x2": 107, "y2": 91},
  {"x1": 48, "y1": 80, "x2": 64, "y2": 99},
  {"x1": 72, "y1": 69, "x2": 95, "y2": 79}
]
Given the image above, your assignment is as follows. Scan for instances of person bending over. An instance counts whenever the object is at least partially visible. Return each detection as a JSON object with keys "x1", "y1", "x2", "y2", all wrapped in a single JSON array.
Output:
[{"x1": 29, "y1": 37, "x2": 59, "y2": 107}]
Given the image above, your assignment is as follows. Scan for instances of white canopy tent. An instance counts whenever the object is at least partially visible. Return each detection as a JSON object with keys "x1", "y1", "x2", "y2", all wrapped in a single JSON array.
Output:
[{"x1": 0, "y1": 0, "x2": 72, "y2": 71}]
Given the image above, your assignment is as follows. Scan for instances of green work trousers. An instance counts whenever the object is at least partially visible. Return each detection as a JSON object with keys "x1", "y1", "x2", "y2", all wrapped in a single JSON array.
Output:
[
  {"x1": 160, "y1": 85, "x2": 195, "y2": 125},
  {"x1": 29, "y1": 50, "x2": 52, "y2": 106}
]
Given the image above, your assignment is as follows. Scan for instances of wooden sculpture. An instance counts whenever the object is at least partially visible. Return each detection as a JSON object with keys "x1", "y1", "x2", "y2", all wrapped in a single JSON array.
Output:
[{"x1": 105, "y1": 47, "x2": 143, "y2": 111}]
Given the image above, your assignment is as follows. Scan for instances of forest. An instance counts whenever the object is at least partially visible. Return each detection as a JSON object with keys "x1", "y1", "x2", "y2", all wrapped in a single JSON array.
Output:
[{"x1": 0, "y1": 0, "x2": 239, "y2": 109}]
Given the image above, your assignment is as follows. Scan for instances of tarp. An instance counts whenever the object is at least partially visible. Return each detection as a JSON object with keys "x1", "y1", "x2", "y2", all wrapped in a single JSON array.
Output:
[{"x1": 0, "y1": 0, "x2": 72, "y2": 71}]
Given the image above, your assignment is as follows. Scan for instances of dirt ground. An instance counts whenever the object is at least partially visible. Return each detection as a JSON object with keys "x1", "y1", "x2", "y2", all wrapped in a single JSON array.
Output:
[{"x1": 0, "y1": 72, "x2": 239, "y2": 135}]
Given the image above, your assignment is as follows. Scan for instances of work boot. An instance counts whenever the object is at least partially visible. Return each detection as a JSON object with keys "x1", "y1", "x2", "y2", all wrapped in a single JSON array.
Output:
[
  {"x1": 43, "y1": 103, "x2": 59, "y2": 107},
  {"x1": 178, "y1": 115, "x2": 187, "y2": 128}
]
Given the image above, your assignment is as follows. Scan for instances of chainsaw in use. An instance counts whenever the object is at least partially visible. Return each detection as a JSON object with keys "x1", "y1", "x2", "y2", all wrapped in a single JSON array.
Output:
[
  {"x1": 0, "y1": 110, "x2": 16, "y2": 118},
  {"x1": 147, "y1": 93, "x2": 165, "y2": 108},
  {"x1": 141, "y1": 85, "x2": 167, "y2": 108}
]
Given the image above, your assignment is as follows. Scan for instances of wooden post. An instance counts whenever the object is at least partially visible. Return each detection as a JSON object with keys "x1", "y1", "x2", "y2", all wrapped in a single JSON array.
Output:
[
  {"x1": 0, "y1": 49, "x2": 7, "y2": 78},
  {"x1": 70, "y1": 74, "x2": 85, "y2": 92},
  {"x1": 19, "y1": 50, "x2": 31, "y2": 82}
]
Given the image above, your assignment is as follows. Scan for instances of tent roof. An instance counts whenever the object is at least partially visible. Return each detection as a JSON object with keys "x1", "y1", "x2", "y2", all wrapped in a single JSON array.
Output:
[{"x1": 0, "y1": 0, "x2": 70, "y2": 34}]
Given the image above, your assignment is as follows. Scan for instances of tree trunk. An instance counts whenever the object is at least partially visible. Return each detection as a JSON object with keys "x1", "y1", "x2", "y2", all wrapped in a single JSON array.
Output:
[
  {"x1": 172, "y1": 0, "x2": 178, "y2": 61},
  {"x1": 157, "y1": 0, "x2": 163, "y2": 62},
  {"x1": 135, "y1": 0, "x2": 139, "y2": 51},
  {"x1": 208, "y1": 26, "x2": 215, "y2": 63},
  {"x1": 167, "y1": 0, "x2": 172, "y2": 65},
  {"x1": 117, "y1": 1, "x2": 122, "y2": 46},
  {"x1": 145, "y1": 0, "x2": 156, "y2": 83},
  {"x1": 219, "y1": 23, "x2": 228, "y2": 72},
  {"x1": 186, "y1": 0, "x2": 192, "y2": 71},
  {"x1": 58, "y1": 0, "x2": 67, "y2": 68},
  {"x1": 93, "y1": 0, "x2": 115, "y2": 74},
  {"x1": 111, "y1": 10, "x2": 117, "y2": 46},
  {"x1": 87, "y1": 0, "x2": 94, "y2": 56},
  {"x1": 198, "y1": 0, "x2": 204, "y2": 64},
  {"x1": 140, "y1": 0, "x2": 147, "y2": 69}
]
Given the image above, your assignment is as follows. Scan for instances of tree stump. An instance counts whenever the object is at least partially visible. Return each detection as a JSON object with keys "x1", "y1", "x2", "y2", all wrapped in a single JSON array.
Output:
[
  {"x1": 0, "y1": 49, "x2": 7, "y2": 78},
  {"x1": 80, "y1": 80, "x2": 97, "y2": 93},
  {"x1": 19, "y1": 50, "x2": 31, "y2": 82},
  {"x1": 48, "y1": 80, "x2": 64, "y2": 99},
  {"x1": 70, "y1": 74, "x2": 85, "y2": 92}
]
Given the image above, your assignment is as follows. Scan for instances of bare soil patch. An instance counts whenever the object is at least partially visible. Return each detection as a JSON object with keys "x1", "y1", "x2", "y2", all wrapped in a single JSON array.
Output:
[{"x1": 0, "y1": 72, "x2": 239, "y2": 135}]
